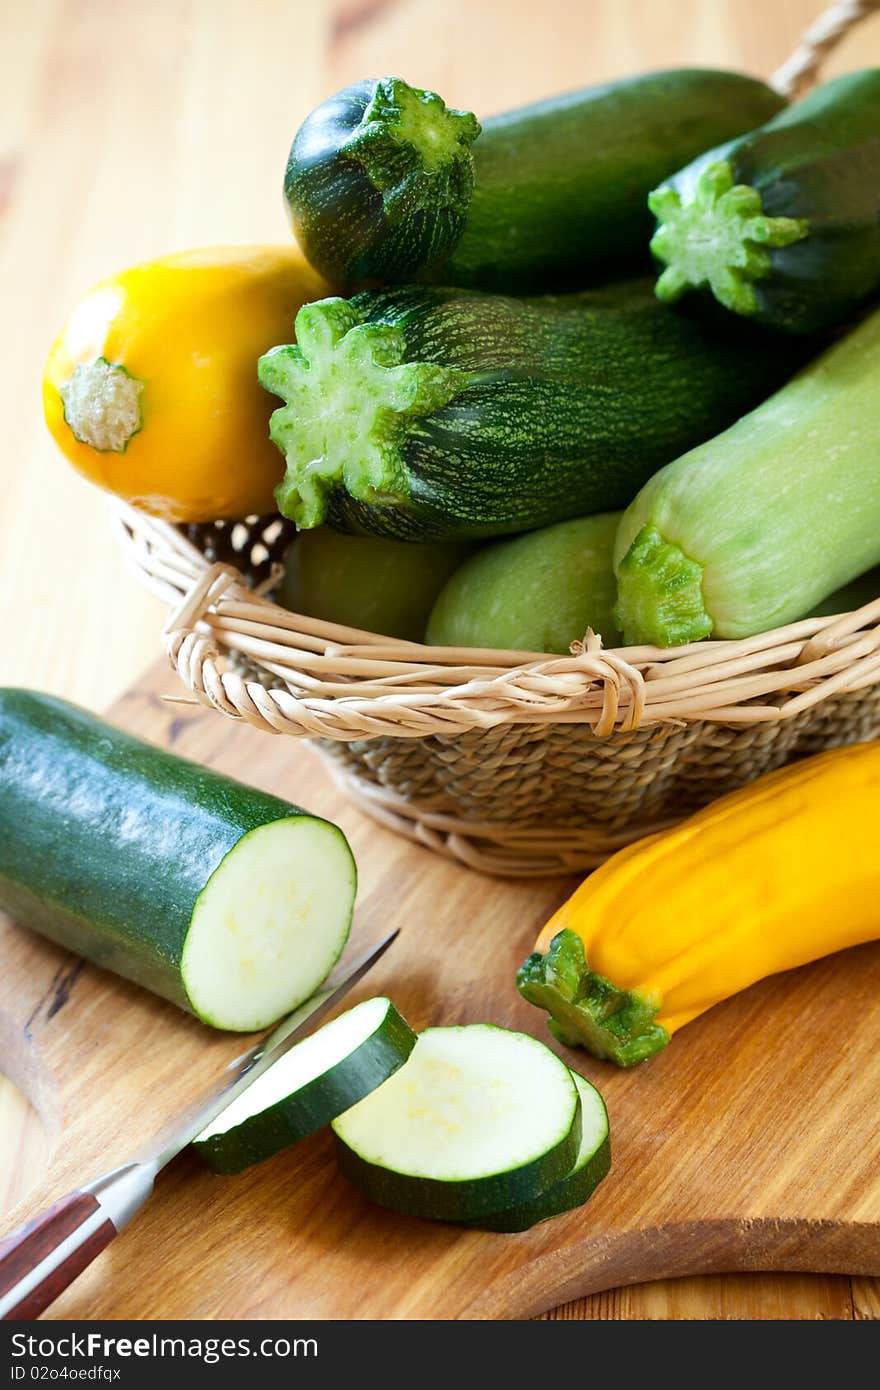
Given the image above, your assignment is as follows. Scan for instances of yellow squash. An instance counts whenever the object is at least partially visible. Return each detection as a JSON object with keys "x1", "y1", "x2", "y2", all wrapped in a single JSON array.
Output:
[
  {"x1": 518, "y1": 741, "x2": 880, "y2": 1065},
  {"x1": 43, "y1": 245, "x2": 328, "y2": 523}
]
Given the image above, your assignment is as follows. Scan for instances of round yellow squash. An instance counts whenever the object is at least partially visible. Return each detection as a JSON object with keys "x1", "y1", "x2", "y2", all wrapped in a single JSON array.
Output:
[{"x1": 43, "y1": 245, "x2": 328, "y2": 523}]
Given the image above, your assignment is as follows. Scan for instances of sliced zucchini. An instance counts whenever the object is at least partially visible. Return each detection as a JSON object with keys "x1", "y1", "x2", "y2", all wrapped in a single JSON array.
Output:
[
  {"x1": 332, "y1": 1024, "x2": 582, "y2": 1222},
  {"x1": 468, "y1": 1072, "x2": 610, "y2": 1232},
  {"x1": 195, "y1": 997, "x2": 416, "y2": 1174}
]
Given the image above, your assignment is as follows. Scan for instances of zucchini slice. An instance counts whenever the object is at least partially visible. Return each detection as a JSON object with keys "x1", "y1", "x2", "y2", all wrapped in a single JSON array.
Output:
[
  {"x1": 468, "y1": 1072, "x2": 610, "y2": 1232},
  {"x1": 332, "y1": 1025, "x2": 582, "y2": 1222},
  {"x1": 195, "y1": 997, "x2": 416, "y2": 1174},
  {"x1": 0, "y1": 689, "x2": 357, "y2": 1031}
]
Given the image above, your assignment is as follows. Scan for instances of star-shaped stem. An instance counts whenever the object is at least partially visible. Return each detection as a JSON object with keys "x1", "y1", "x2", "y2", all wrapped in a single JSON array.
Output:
[
  {"x1": 258, "y1": 297, "x2": 467, "y2": 529},
  {"x1": 649, "y1": 159, "x2": 809, "y2": 317}
]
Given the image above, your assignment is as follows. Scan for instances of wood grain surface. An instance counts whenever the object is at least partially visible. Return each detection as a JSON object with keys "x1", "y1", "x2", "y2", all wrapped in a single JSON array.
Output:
[
  {"x1": 0, "y1": 668, "x2": 878, "y2": 1320},
  {"x1": 2, "y1": 0, "x2": 880, "y2": 1320}
]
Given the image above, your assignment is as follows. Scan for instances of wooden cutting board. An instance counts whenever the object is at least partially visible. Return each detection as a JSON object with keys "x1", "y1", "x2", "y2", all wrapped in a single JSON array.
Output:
[{"x1": 1, "y1": 663, "x2": 878, "y2": 1320}]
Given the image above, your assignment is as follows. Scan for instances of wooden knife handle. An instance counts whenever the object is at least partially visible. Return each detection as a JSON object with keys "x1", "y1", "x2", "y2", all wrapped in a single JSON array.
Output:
[{"x1": 0, "y1": 1193, "x2": 116, "y2": 1320}]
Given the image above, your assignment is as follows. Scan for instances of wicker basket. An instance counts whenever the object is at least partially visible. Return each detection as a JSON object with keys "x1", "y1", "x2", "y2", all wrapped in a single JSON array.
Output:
[{"x1": 115, "y1": 0, "x2": 880, "y2": 877}]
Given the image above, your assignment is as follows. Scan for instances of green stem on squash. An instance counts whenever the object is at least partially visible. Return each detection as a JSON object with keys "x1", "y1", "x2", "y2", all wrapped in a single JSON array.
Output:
[
  {"x1": 649, "y1": 159, "x2": 809, "y2": 316},
  {"x1": 614, "y1": 524, "x2": 714, "y2": 647},
  {"x1": 517, "y1": 928, "x2": 669, "y2": 1068}
]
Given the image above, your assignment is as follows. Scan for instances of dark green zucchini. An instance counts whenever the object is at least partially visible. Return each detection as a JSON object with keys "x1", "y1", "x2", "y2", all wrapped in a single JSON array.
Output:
[
  {"x1": 650, "y1": 70, "x2": 880, "y2": 334},
  {"x1": 258, "y1": 280, "x2": 807, "y2": 542},
  {"x1": 285, "y1": 72, "x2": 786, "y2": 290},
  {"x1": 0, "y1": 690, "x2": 356, "y2": 1031}
]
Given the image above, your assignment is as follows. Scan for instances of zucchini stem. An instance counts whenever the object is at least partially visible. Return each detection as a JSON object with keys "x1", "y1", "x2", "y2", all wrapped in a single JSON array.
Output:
[
  {"x1": 614, "y1": 524, "x2": 714, "y2": 647},
  {"x1": 60, "y1": 357, "x2": 144, "y2": 453},
  {"x1": 352, "y1": 78, "x2": 480, "y2": 261},
  {"x1": 259, "y1": 297, "x2": 467, "y2": 528},
  {"x1": 361, "y1": 78, "x2": 480, "y2": 181},
  {"x1": 517, "y1": 929, "x2": 669, "y2": 1068},
  {"x1": 649, "y1": 159, "x2": 809, "y2": 315}
]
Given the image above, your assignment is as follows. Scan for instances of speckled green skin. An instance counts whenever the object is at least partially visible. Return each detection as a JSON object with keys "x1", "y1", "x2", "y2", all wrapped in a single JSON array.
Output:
[
  {"x1": 650, "y1": 71, "x2": 880, "y2": 333},
  {"x1": 195, "y1": 1001, "x2": 417, "y2": 1175},
  {"x1": 285, "y1": 77, "x2": 480, "y2": 285},
  {"x1": 0, "y1": 690, "x2": 351, "y2": 1019},
  {"x1": 284, "y1": 71, "x2": 784, "y2": 291},
  {"x1": 449, "y1": 69, "x2": 786, "y2": 292},
  {"x1": 261, "y1": 280, "x2": 807, "y2": 542}
]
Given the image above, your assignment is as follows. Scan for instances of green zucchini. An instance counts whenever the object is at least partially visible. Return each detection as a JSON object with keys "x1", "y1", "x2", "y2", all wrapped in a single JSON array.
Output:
[
  {"x1": 285, "y1": 72, "x2": 786, "y2": 290},
  {"x1": 613, "y1": 304, "x2": 880, "y2": 647},
  {"x1": 649, "y1": 71, "x2": 880, "y2": 334},
  {"x1": 468, "y1": 1072, "x2": 610, "y2": 1232},
  {"x1": 426, "y1": 513, "x2": 621, "y2": 653},
  {"x1": 259, "y1": 280, "x2": 805, "y2": 542},
  {"x1": 280, "y1": 529, "x2": 473, "y2": 641},
  {"x1": 194, "y1": 997, "x2": 416, "y2": 1174},
  {"x1": 332, "y1": 1024, "x2": 583, "y2": 1222},
  {"x1": 0, "y1": 690, "x2": 356, "y2": 1031}
]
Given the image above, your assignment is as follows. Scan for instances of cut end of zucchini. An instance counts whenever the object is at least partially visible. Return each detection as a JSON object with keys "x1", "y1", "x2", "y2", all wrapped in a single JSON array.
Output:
[
  {"x1": 354, "y1": 78, "x2": 481, "y2": 267},
  {"x1": 360, "y1": 77, "x2": 480, "y2": 185},
  {"x1": 60, "y1": 357, "x2": 144, "y2": 453},
  {"x1": 614, "y1": 523, "x2": 714, "y2": 647},
  {"x1": 182, "y1": 815, "x2": 356, "y2": 1032},
  {"x1": 259, "y1": 297, "x2": 466, "y2": 529},
  {"x1": 649, "y1": 160, "x2": 809, "y2": 317},
  {"x1": 517, "y1": 929, "x2": 669, "y2": 1068}
]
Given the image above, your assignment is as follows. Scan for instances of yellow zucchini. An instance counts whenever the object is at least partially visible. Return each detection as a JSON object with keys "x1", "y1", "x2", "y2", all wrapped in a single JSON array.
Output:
[
  {"x1": 43, "y1": 245, "x2": 328, "y2": 523},
  {"x1": 518, "y1": 742, "x2": 880, "y2": 1064}
]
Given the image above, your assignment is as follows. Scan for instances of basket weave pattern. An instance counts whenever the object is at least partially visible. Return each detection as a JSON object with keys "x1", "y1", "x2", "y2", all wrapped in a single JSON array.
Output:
[
  {"x1": 112, "y1": 0, "x2": 880, "y2": 875},
  {"x1": 115, "y1": 502, "x2": 880, "y2": 876}
]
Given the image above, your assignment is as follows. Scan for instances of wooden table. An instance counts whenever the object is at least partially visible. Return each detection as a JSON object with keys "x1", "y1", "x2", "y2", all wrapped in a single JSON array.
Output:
[{"x1": 1, "y1": 0, "x2": 878, "y2": 1320}]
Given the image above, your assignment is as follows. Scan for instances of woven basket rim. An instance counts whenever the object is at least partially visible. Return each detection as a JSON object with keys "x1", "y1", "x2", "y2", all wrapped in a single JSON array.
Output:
[{"x1": 113, "y1": 501, "x2": 880, "y2": 743}]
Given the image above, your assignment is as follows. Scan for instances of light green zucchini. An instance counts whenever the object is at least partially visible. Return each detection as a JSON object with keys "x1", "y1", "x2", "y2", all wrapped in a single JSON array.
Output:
[
  {"x1": 614, "y1": 304, "x2": 880, "y2": 647},
  {"x1": 426, "y1": 513, "x2": 621, "y2": 652}
]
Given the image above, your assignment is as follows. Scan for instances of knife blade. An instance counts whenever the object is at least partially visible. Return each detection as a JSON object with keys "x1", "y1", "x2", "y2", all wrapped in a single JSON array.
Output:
[
  {"x1": 0, "y1": 928, "x2": 399, "y2": 1319},
  {"x1": 141, "y1": 926, "x2": 399, "y2": 1169}
]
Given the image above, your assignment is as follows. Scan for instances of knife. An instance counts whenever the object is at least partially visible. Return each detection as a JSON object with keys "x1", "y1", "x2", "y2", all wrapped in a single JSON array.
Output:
[{"x1": 0, "y1": 928, "x2": 399, "y2": 1320}]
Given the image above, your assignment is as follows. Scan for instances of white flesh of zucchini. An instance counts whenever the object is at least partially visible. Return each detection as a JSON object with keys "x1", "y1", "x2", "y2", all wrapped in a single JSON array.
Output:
[
  {"x1": 182, "y1": 817, "x2": 356, "y2": 1031},
  {"x1": 332, "y1": 1024, "x2": 582, "y2": 1219},
  {"x1": 198, "y1": 996, "x2": 402, "y2": 1141},
  {"x1": 469, "y1": 1071, "x2": 611, "y2": 1231}
]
